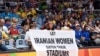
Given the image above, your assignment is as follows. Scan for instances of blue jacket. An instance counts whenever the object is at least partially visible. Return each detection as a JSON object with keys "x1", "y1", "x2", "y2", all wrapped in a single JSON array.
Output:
[
  {"x1": 82, "y1": 30, "x2": 90, "y2": 41},
  {"x1": 75, "y1": 30, "x2": 82, "y2": 40}
]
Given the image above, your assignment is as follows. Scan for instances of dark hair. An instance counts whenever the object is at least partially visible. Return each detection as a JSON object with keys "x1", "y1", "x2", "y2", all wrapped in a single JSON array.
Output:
[
  {"x1": 5, "y1": 19, "x2": 10, "y2": 22},
  {"x1": 21, "y1": 19, "x2": 32, "y2": 26},
  {"x1": 30, "y1": 21, "x2": 36, "y2": 29},
  {"x1": 27, "y1": 14, "x2": 33, "y2": 18}
]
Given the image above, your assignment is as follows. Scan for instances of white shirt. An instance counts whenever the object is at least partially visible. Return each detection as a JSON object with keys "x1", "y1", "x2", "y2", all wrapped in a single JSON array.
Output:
[
  {"x1": 61, "y1": 26, "x2": 70, "y2": 30},
  {"x1": 25, "y1": 28, "x2": 39, "y2": 40},
  {"x1": 25, "y1": 31, "x2": 30, "y2": 40},
  {"x1": 0, "y1": 26, "x2": 9, "y2": 33}
]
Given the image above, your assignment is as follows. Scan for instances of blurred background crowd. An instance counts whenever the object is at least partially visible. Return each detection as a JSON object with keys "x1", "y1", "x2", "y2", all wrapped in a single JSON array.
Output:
[{"x1": 0, "y1": 0, "x2": 99, "y2": 51}]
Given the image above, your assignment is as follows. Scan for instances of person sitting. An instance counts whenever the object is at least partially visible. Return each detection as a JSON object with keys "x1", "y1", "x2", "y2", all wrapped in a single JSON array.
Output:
[
  {"x1": 0, "y1": 30, "x2": 9, "y2": 51},
  {"x1": 9, "y1": 23, "x2": 19, "y2": 41},
  {"x1": 0, "y1": 19, "x2": 9, "y2": 34}
]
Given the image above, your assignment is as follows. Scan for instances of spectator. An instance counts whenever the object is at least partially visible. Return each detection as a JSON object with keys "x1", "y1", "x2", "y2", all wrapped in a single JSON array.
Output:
[
  {"x1": 0, "y1": 9, "x2": 12, "y2": 19},
  {"x1": 21, "y1": 19, "x2": 31, "y2": 31},
  {"x1": 12, "y1": 18, "x2": 18, "y2": 24},
  {"x1": 21, "y1": 8, "x2": 32, "y2": 19},
  {"x1": 82, "y1": 25, "x2": 91, "y2": 41},
  {"x1": 25, "y1": 21, "x2": 38, "y2": 50},
  {"x1": 75, "y1": 24, "x2": 82, "y2": 40},
  {"x1": 11, "y1": 8, "x2": 20, "y2": 19},
  {"x1": 46, "y1": 21, "x2": 55, "y2": 30},
  {"x1": 4, "y1": 19, "x2": 11, "y2": 28},
  {"x1": 25, "y1": 21, "x2": 38, "y2": 41},
  {"x1": 55, "y1": 25, "x2": 61, "y2": 30},
  {"x1": 11, "y1": 18, "x2": 20, "y2": 30},
  {"x1": 61, "y1": 20, "x2": 71, "y2": 30},
  {"x1": 0, "y1": 29, "x2": 9, "y2": 51},
  {"x1": 0, "y1": 19, "x2": 9, "y2": 34},
  {"x1": 94, "y1": 23, "x2": 100, "y2": 33},
  {"x1": 9, "y1": 23, "x2": 19, "y2": 41}
]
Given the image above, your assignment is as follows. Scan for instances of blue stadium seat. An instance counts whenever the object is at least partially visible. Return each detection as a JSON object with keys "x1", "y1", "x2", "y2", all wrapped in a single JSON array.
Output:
[
  {"x1": 2, "y1": 39, "x2": 16, "y2": 50},
  {"x1": 16, "y1": 39, "x2": 28, "y2": 49},
  {"x1": 18, "y1": 29, "x2": 24, "y2": 34},
  {"x1": 20, "y1": 34, "x2": 25, "y2": 39}
]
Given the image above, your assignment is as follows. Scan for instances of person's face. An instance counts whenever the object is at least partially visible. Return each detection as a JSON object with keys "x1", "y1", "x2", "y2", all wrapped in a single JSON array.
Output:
[
  {"x1": 56, "y1": 26, "x2": 61, "y2": 30},
  {"x1": 13, "y1": 9, "x2": 17, "y2": 13},
  {"x1": 32, "y1": 22, "x2": 36, "y2": 27},
  {"x1": 71, "y1": 13, "x2": 75, "y2": 17},
  {"x1": 27, "y1": 19, "x2": 30, "y2": 24},
  {"x1": 88, "y1": 21, "x2": 92, "y2": 26},
  {"x1": 64, "y1": 21, "x2": 68, "y2": 26},
  {"x1": 48, "y1": 22, "x2": 54, "y2": 28},
  {"x1": 25, "y1": 8, "x2": 29, "y2": 12},
  {"x1": 75, "y1": 20, "x2": 79, "y2": 24},
  {"x1": 85, "y1": 26, "x2": 90, "y2": 30},
  {"x1": 12, "y1": 24, "x2": 16, "y2": 28},
  {"x1": 23, "y1": 25, "x2": 29, "y2": 31},
  {"x1": 0, "y1": 20, "x2": 5, "y2": 26},
  {"x1": 46, "y1": 16, "x2": 49, "y2": 20},
  {"x1": 6, "y1": 20, "x2": 11, "y2": 24},
  {"x1": 12, "y1": 19, "x2": 18, "y2": 24},
  {"x1": 76, "y1": 25, "x2": 81, "y2": 30},
  {"x1": 96, "y1": 20, "x2": 100, "y2": 24},
  {"x1": 85, "y1": 17, "x2": 88, "y2": 22}
]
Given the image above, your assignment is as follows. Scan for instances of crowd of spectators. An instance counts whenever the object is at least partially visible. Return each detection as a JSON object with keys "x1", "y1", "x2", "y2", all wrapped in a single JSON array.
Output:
[{"x1": 0, "y1": 0, "x2": 99, "y2": 51}]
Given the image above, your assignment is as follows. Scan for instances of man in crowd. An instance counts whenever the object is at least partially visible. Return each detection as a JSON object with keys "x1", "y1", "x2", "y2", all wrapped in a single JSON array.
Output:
[
  {"x1": 0, "y1": 19, "x2": 9, "y2": 34},
  {"x1": 0, "y1": 27, "x2": 9, "y2": 51}
]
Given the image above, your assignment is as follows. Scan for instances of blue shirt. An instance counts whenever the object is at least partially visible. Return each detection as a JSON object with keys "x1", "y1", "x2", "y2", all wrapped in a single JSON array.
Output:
[
  {"x1": 82, "y1": 30, "x2": 90, "y2": 40},
  {"x1": 11, "y1": 13, "x2": 20, "y2": 19},
  {"x1": 35, "y1": 15, "x2": 44, "y2": 29},
  {"x1": 4, "y1": 24, "x2": 11, "y2": 28},
  {"x1": 0, "y1": 12, "x2": 20, "y2": 19},
  {"x1": 75, "y1": 30, "x2": 82, "y2": 40},
  {"x1": 0, "y1": 12, "x2": 13, "y2": 19}
]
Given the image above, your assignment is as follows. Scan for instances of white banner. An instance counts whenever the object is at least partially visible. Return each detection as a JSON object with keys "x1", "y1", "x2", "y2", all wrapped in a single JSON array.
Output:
[{"x1": 29, "y1": 30, "x2": 78, "y2": 56}]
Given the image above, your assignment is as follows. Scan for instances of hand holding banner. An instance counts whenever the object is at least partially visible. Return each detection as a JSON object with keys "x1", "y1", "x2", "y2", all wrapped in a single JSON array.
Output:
[{"x1": 29, "y1": 30, "x2": 78, "y2": 56}]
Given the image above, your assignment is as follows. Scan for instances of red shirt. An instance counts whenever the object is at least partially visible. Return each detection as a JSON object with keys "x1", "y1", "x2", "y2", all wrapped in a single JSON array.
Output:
[{"x1": 9, "y1": 28, "x2": 19, "y2": 35}]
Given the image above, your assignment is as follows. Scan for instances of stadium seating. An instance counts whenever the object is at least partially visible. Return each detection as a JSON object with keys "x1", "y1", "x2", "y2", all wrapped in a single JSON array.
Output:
[
  {"x1": 2, "y1": 39, "x2": 16, "y2": 50},
  {"x1": 20, "y1": 34, "x2": 25, "y2": 39},
  {"x1": 16, "y1": 39, "x2": 28, "y2": 49}
]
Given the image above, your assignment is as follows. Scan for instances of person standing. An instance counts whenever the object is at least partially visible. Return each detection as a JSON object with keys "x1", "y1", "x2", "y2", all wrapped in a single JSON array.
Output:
[{"x1": 25, "y1": 21, "x2": 39, "y2": 50}]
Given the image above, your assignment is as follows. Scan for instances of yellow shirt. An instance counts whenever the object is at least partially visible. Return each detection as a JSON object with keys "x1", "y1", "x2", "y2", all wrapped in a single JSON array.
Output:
[
  {"x1": 2, "y1": 31, "x2": 8, "y2": 39},
  {"x1": 31, "y1": 8, "x2": 37, "y2": 16},
  {"x1": 21, "y1": 12, "x2": 32, "y2": 19},
  {"x1": 16, "y1": 12, "x2": 21, "y2": 16},
  {"x1": 0, "y1": 31, "x2": 8, "y2": 44}
]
